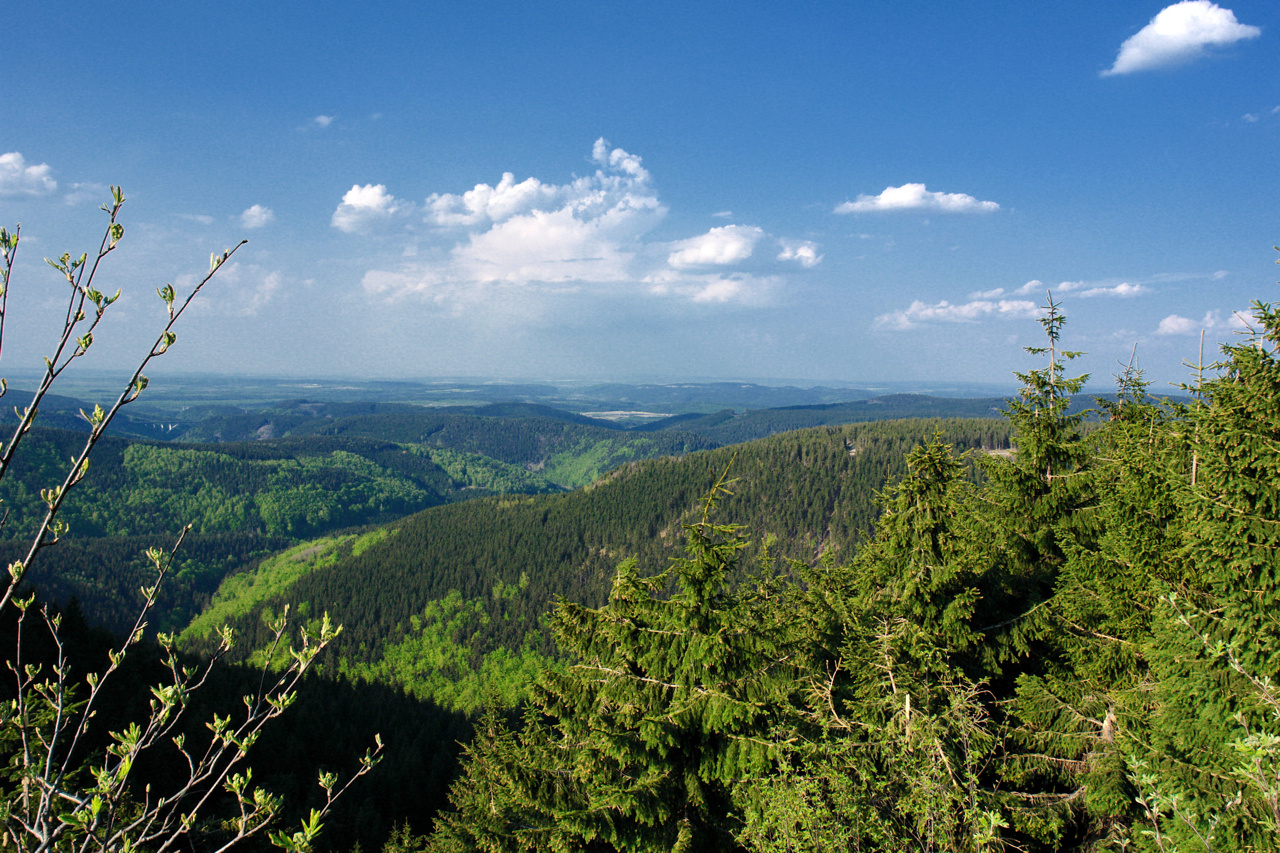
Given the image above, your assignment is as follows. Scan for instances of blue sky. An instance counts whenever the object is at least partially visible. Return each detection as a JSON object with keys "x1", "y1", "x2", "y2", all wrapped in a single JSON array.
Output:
[{"x1": 2, "y1": 1, "x2": 1276, "y2": 392}]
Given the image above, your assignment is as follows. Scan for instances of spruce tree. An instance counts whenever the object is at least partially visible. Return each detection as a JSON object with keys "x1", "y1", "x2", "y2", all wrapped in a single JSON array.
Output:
[
  {"x1": 738, "y1": 434, "x2": 1007, "y2": 852},
  {"x1": 980, "y1": 293, "x2": 1093, "y2": 663},
  {"x1": 1008, "y1": 360, "x2": 1185, "y2": 847},
  {"x1": 1136, "y1": 298, "x2": 1280, "y2": 851},
  {"x1": 429, "y1": 470, "x2": 798, "y2": 852}
]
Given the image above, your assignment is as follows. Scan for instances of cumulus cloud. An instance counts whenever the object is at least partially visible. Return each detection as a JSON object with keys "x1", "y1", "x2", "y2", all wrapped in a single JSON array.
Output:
[
  {"x1": 348, "y1": 139, "x2": 817, "y2": 309},
  {"x1": 1104, "y1": 1, "x2": 1261, "y2": 76},
  {"x1": 667, "y1": 225, "x2": 764, "y2": 268},
  {"x1": 452, "y1": 203, "x2": 654, "y2": 285},
  {"x1": 240, "y1": 204, "x2": 276, "y2": 229},
  {"x1": 1155, "y1": 309, "x2": 1249, "y2": 335},
  {"x1": 875, "y1": 298, "x2": 1040, "y2": 331},
  {"x1": 835, "y1": 183, "x2": 999, "y2": 214},
  {"x1": 1155, "y1": 314, "x2": 1199, "y2": 335},
  {"x1": 0, "y1": 152, "x2": 57, "y2": 196},
  {"x1": 331, "y1": 184, "x2": 408, "y2": 233},
  {"x1": 427, "y1": 173, "x2": 564, "y2": 227},
  {"x1": 313, "y1": 115, "x2": 334, "y2": 127},
  {"x1": 777, "y1": 240, "x2": 823, "y2": 268}
]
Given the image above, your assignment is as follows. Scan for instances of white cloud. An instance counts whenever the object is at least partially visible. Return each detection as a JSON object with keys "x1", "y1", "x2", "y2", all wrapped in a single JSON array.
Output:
[
  {"x1": 358, "y1": 141, "x2": 666, "y2": 297},
  {"x1": 1244, "y1": 113, "x2": 1260, "y2": 122},
  {"x1": 0, "y1": 152, "x2": 57, "y2": 196},
  {"x1": 667, "y1": 225, "x2": 764, "y2": 268},
  {"x1": 1014, "y1": 278, "x2": 1137, "y2": 297},
  {"x1": 313, "y1": 115, "x2": 334, "y2": 127},
  {"x1": 835, "y1": 183, "x2": 999, "y2": 214},
  {"x1": 972, "y1": 279, "x2": 1149, "y2": 301},
  {"x1": 240, "y1": 204, "x2": 276, "y2": 229},
  {"x1": 1212, "y1": 270, "x2": 1229, "y2": 280},
  {"x1": 351, "y1": 140, "x2": 815, "y2": 310},
  {"x1": 1104, "y1": 1, "x2": 1261, "y2": 76},
  {"x1": 691, "y1": 278, "x2": 747, "y2": 304},
  {"x1": 1155, "y1": 314, "x2": 1199, "y2": 335},
  {"x1": 712, "y1": 210, "x2": 733, "y2": 218},
  {"x1": 874, "y1": 298, "x2": 1040, "y2": 330},
  {"x1": 777, "y1": 240, "x2": 823, "y2": 268},
  {"x1": 1155, "y1": 308, "x2": 1250, "y2": 335},
  {"x1": 644, "y1": 270, "x2": 780, "y2": 305},
  {"x1": 453, "y1": 203, "x2": 652, "y2": 285},
  {"x1": 427, "y1": 173, "x2": 563, "y2": 227},
  {"x1": 331, "y1": 184, "x2": 408, "y2": 233},
  {"x1": 1078, "y1": 282, "x2": 1148, "y2": 298},
  {"x1": 179, "y1": 213, "x2": 216, "y2": 225}
]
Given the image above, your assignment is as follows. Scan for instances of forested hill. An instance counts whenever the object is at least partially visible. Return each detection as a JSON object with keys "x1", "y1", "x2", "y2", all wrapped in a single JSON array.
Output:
[
  {"x1": 0, "y1": 427, "x2": 560, "y2": 634},
  {"x1": 183, "y1": 417, "x2": 1012, "y2": 710},
  {"x1": 171, "y1": 394, "x2": 1020, "y2": 487},
  {"x1": 287, "y1": 407, "x2": 719, "y2": 487},
  {"x1": 0, "y1": 428, "x2": 561, "y2": 541}
]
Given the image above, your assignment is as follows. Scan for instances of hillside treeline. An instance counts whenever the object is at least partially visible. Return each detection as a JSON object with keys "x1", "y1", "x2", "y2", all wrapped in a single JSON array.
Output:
[
  {"x1": 417, "y1": 300, "x2": 1280, "y2": 852},
  {"x1": 185, "y1": 418, "x2": 1012, "y2": 711}
]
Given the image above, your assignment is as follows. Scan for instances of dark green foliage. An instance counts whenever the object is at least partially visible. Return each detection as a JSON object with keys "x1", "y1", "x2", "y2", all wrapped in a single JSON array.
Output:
[
  {"x1": 736, "y1": 436, "x2": 1006, "y2": 853},
  {"x1": 0, "y1": 530, "x2": 291, "y2": 636},
  {"x1": 850, "y1": 435, "x2": 989, "y2": 673},
  {"x1": 430, "y1": 473, "x2": 798, "y2": 852},
  {"x1": 0, "y1": 593, "x2": 467, "y2": 853},
  {"x1": 0, "y1": 428, "x2": 561, "y2": 542}
]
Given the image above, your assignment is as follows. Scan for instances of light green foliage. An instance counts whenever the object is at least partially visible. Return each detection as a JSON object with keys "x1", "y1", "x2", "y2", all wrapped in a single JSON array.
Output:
[
  {"x1": 540, "y1": 436, "x2": 640, "y2": 488},
  {"x1": 181, "y1": 535, "x2": 358, "y2": 643},
  {"x1": 351, "y1": 526, "x2": 393, "y2": 558},
  {"x1": 414, "y1": 445, "x2": 561, "y2": 495},
  {"x1": 0, "y1": 436, "x2": 448, "y2": 540},
  {"x1": 340, "y1": 585, "x2": 551, "y2": 713}
]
